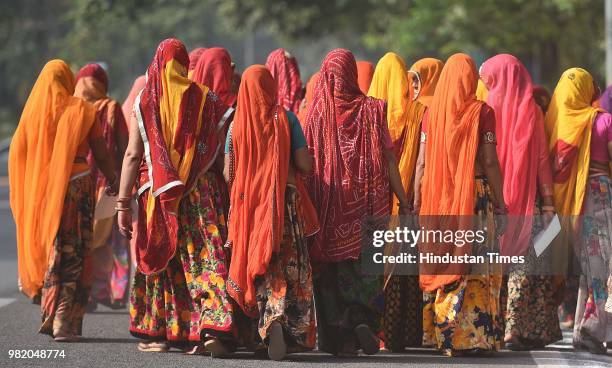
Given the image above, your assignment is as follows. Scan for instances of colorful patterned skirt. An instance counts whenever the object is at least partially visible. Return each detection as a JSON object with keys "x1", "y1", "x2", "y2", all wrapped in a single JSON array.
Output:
[
  {"x1": 255, "y1": 185, "x2": 316, "y2": 352},
  {"x1": 504, "y1": 203, "x2": 562, "y2": 347},
  {"x1": 40, "y1": 174, "x2": 94, "y2": 336},
  {"x1": 129, "y1": 172, "x2": 233, "y2": 342},
  {"x1": 421, "y1": 177, "x2": 503, "y2": 353},
  {"x1": 314, "y1": 254, "x2": 384, "y2": 354},
  {"x1": 573, "y1": 175, "x2": 612, "y2": 346},
  {"x1": 90, "y1": 218, "x2": 131, "y2": 306}
]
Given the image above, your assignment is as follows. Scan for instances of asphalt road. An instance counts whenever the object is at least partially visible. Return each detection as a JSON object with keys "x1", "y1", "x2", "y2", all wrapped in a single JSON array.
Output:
[{"x1": 0, "y1": 152, "x2": 611, "y2": 367}]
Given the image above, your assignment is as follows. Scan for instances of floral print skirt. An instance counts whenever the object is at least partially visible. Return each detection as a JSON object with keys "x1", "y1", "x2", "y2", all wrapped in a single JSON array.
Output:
[
  {"x1": 573, "y1": 175, "x2": 612, "y2": 345},
  {"x1": 255, "y1": 185, "x2": 316, "y2": 352},
  {"x1": 422, "y1": 177, "x2": 503, "y2": 352},
  {"x1": 40, "y1": 174, "x2": 94, "y2": 336},
  {"x1": 129, "y1": 172, "x2": 233, "y2": 342},
  {"x1": 91, "y1": 219, "x2": 131, "y2": 305}
]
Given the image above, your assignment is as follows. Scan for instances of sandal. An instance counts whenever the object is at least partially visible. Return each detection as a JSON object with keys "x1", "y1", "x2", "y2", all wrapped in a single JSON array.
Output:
[
  {"x1": 354, "y1": 324, "x2": 380, "y2": 355},
  {"x1": 204, "y1": 338, "x2": 229, "y2": 358}
]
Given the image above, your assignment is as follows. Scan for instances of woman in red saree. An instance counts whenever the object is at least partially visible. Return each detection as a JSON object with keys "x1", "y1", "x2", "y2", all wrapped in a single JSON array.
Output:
[
  {"x1": 480, "y1": 54, "x2": 561, "y2": 350},
  {"x1": 73, "y1": 63, "x2": 130, "y2": 310},
  {"x1": 117, "y1": 38, "x2": 234, "y2": 356},
  {"x1": 224, "y1": 65, "x2": 316, "y2": 361},
  {"x1": 188, "y1": 47, "x2": 207, "y2": 78},
  {"x1": 414, "y1": 53, "x2": 506, "y2": 356},
  {"x1": 191, "y1": 47, "x2": 238, "y2": 108},
  {"x1": 10, "y1": 60, "x2": 117, "y2": 341},
  {"x1": 266, "y1": 48, "x2": 303, "y2": 114},
  {"x1": 303, "y1": 48, "x2": 410, "y2": 357}
]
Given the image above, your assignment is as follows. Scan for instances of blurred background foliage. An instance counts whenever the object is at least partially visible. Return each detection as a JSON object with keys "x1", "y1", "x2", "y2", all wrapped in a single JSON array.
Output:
[{"x1": 0, "y1": 0, "x2": 605, "y2": 136}]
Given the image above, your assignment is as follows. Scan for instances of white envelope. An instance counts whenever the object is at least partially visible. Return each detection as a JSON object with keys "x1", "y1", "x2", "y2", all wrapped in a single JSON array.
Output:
[{"x1": 533, "y1": 214, "x2": 561, "y2": 257}]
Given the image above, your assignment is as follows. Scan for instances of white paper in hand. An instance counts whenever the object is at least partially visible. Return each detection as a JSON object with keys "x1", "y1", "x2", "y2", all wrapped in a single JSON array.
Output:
[
  {"x1": 94, "y1": 192, "x2": 118, "y2": 220},
  {"x1": 533, "y1": 214, "x2": 561, "y2": 257}
]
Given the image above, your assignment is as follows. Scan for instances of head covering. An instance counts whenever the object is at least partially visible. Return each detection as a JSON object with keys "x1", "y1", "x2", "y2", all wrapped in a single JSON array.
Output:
[
  {"x1": 121, "y1": 75, "x2": 146, "y2": 124},
  {"x1": 191, "y1": 47, "x2": 237, "y2": 107},
  {"x1": 265, "y1": 48, "x2": 303, "y2": 113},
  {"x1": 545, "y1": 68, "x2": 601, "y2": 217},
  {"x1": 9, "y1": 60, "x2": 97, "y2": 298},
  {"x1": 476, "y1": 79, "x2": 488, "y2": 101},
  {"x1": 226, "y1": 65, "x2": 291, "y2": 316},
  {"x1": 419, "y1": 53, "x2": 484, "y2": 292},
  {"x1": 75, "y1": 63, "x2": 109, "y2": 99},
  {"x1": 409, "y1": 58, "x2": 444, "y2": 107},
  {"x1": 598, "y1": 84, "x2": 612, "y2": 112},
  {"x1": 298, "y1": 72, "x2": 320, "y2": 126},
  {"x1": 480, "y1": 54, "x2": 542, "y2": 257},
  {"x1": 135, "y1": 38, "x2": 218, "y2": 275},
  {"x1": 356, "y1": 61, "x2": 375, "y2": 94},
  {"x1": 188, "y1": 47, "x2": 207, "y2": 77},
  {"x1": 368, "y1": 52, "x2": 426, "y2": 212},
  {"x1": 532, "y1": 85, "x2": 551, "y2": 113},
  {"x1": 304, "y1": 48, "x2": 389, "y2": 262}
]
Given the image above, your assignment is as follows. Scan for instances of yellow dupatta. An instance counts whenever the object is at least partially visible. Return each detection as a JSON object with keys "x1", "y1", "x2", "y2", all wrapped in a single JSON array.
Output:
[
  {"x1": 476, "y1": 79, "x2": 488, "y2": 101},
  {"x1": 368, "y1": 52, "x2": 426, "y2": 211}
]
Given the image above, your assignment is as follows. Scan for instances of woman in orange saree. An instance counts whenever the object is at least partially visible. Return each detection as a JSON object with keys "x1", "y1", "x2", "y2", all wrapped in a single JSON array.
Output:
[
  {"x1": 415, "y1": 53, "x2": 506, "y2": 356},
  {"x1": 224, "y1": 65, "x2": 316, "y2": 361},
  {"x1": 356, "y1": 61, "x2": 374, "y2": 94},
  {"x1": 74, "y1": 63, "x2": 130, "y2": 310},
  {"x1": 10, "y1": 59, "x2": 117, "y2": 341},
  {"x1": 117, "y1": 38, "x2": 235, "y2": 356},
  {"x1": 480, "y1": 54, "x2": 561, "y2": 350},
  {"x1": 367, "y1": 52, "x2": 427, "y2": 351},
  {"x1": 304, "y1": 49, "x2": 410, "y2": 357}
]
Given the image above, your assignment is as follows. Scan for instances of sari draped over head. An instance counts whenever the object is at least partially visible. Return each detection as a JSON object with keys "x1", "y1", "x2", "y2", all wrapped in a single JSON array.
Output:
[
  {"x1": 266, "y1": 48, "x2": 303, "y2": 114},
  {"x1": 357, "y1": 61, "x2": 374, "y2": 95},
  {"x1": 545, "y1": 68, "x2": 601, "y2": 218},
  {"x1": 598, "y1": 84, "x2": 612, "y2": 112},
  {"x1": 191, "y1": 47, "x2": 237, "y2": 107},
  {"x1": 368, "y1": 52, "x2": 426, "y2": 210},
  {"x1": 226, "y1": 65, "x2": 291, "y2": 316},
  {"x1": 480, "y1": 54, "x2": 541, "y2": 257},
  {"x1": 476, "y1": 79, "x2": 489, "y2": 101},
  {"x1": 75, "y1": 64, "x2": 127, "y2": 189},
  {"x1": 122, "y1": 76, "x2": 146, "y2": 123},
  {"x1": 533, "y1": 85, "x2": 552, "y2": 114},
  {"x1": 304, "y1": 48, "x2": 390, "y2": 263},
  {"x1": 75, "y1": 63, "x2": 128, "y2": 249},
  {"x1": 187, "y1": 47, "x2": 207, "y2": 78},
  {"x1": 9, "y1": 60, "x2": 97, "y2": 298},
  {"x1": 298, "y1": 72, "x2": 320, "y2": 126},
  {"x1": 409, "y1": 58, "x2": 444, "y2": 107},
  {"x1": 135, "y1": 38, "x2": 218, "y2": 275},
  {"x1": 419, "y1": 53, "x2": 484, "y2": 292}
]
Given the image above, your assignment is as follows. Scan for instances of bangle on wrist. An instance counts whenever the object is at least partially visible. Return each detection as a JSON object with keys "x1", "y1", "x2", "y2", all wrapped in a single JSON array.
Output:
[
  {"x1": 541, "y1": 205, "x2": 556, "y2": 212},
  {"x1": 115, "y1": 206, "x2": 132, "y2": 212}
]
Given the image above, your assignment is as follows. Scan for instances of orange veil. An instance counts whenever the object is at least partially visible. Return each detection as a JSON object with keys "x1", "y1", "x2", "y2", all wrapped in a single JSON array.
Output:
[
  {"x1": 226, "y1": 65, "x2": 291, "y2": 316},
  {"x1": 419, "y1": 54, "x2": 484, "y2": 292},
  {"x1": 10, "y1": 60, "x2": 96, "y2": 298}
]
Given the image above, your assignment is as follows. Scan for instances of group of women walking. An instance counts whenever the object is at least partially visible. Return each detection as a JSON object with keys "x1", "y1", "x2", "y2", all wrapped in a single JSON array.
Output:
[{"x1": 9, "y1": 37, "x2": 612, "y2": 360}]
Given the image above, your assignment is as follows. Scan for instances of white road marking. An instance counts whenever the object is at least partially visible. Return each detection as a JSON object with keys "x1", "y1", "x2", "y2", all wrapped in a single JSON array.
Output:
[{"x1": 0, "y1": 298, "x2": 15, "y2": 309}]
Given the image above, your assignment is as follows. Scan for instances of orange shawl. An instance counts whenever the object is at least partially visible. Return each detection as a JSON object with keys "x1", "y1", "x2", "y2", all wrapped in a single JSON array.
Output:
[
  {"x1": 298, "y1": 72, "x2": 320, "y2": 126},
  {"x1": 409, "y1": 58, "x2": 444, "y2": 107},
  {"x1": 357, "y1": 61, "x2": 374, "y2": 94},
  {"x1": 227, "y1": 65, "x2": 291, "y2": 316},
  {"x1": 368, "y1": 52, "x2": 426, "y2": 208},
  {"x1": 419, "y1": 54, "x2": 484, "y2": 292},
  {"x1": 10, "y1": 60, "x2": 96, "y2": 298}
]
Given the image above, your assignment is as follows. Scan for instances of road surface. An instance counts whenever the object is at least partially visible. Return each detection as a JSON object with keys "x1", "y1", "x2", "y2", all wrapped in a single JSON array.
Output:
[{"x1": 0, "y1": 152, "x2": 611, "y2": 367}]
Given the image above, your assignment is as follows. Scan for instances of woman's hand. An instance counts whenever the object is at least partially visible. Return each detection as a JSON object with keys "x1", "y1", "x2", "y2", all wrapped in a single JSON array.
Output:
[
  {"x1": 105, "y1": 175, "x2": 119, "y2": 196},
  {"x1": 118, "y1": 210, "x2": 133, "y2": 239}
]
